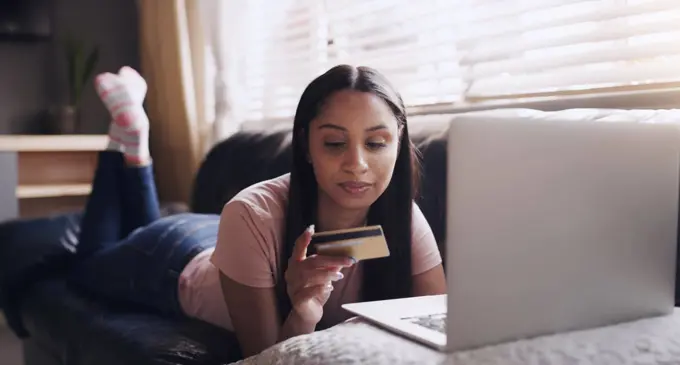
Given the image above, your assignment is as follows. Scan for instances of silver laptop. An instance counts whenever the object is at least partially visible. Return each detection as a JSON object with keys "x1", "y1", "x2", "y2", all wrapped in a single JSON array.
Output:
[{"x1": 343, "y1": 116, "x2": 680, "y2": 352}]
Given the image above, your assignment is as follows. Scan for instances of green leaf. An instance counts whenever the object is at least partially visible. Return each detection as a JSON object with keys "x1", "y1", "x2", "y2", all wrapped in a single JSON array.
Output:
[
  {"x1": 65, "y1": 39, "x2": 76, "y2": 105},
  {"x1": 74, "y1": 55, "x2": 83, "y2": 106},
  {"x1": 61, "y1": 35, "x2": 100, "y2": 107},
  {"x1": 82, "y1": 47, "x2": 99, "y2": 87}
]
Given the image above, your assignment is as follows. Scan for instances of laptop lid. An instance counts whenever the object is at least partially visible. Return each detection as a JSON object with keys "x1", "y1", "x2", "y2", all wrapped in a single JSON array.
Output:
[{"x1": 445, "y1": 117, "x2": 680, "y2": 351}]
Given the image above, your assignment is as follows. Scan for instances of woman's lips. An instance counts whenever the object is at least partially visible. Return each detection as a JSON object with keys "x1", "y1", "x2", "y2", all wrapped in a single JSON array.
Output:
[{"x1": 338, "y1": 181, "x2": 372, "y2": 195}]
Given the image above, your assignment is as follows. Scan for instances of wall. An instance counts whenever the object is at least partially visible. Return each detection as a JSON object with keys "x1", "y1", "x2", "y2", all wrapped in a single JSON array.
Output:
[{"x1": 0, "y1": 0, "x2": 139, "y2": 134}]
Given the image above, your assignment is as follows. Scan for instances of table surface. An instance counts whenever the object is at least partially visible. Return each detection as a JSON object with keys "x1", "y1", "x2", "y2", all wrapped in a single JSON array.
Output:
[{"x1": 234, "y1": 308, "x2": 680, "y2": 365}]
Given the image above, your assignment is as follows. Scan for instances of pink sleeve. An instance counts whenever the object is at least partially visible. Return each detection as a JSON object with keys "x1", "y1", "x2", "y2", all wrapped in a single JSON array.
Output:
[
  {"x1": 209, "y1": 200, "x2": 277, "y2": 288},
  {"x1": 411, "y1": 202, "x2": 442, "y2": 275}
]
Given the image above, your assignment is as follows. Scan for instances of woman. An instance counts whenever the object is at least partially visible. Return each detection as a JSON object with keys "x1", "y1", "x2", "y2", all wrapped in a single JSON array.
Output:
[{"x1": 71, "y1": 64, "x2": 446, "y2": 358}]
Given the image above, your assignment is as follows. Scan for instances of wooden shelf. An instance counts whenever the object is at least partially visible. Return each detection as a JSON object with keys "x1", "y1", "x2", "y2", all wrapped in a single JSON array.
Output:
[
  {"x1": 17, "y1": 184, "x2": 92, "y2": 199},
  {"x1": 0, "y1": 135, "x2": 107, "y2": 220},
  {"x1": 0, "y1": 135, "x2": 108, "y2": 152}
]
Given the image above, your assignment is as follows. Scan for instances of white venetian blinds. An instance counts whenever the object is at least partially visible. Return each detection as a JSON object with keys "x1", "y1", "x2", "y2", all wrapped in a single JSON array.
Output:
[
  {"x1": 234, "y1": 0, "x2": 680, "y2": 122},
  {"x1": 237, "y1": 0, "x2": 329, "y2": 121},
  {"x1": 325, "y1": 0, "x2": 466, "y2": 107},
  {"x1": 457, "y1": 0, "x2": 680, "y2": 99}
]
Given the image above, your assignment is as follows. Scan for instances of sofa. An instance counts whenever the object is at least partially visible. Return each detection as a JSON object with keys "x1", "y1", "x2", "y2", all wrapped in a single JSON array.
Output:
[{"x1": 1, "y1": 108, "x2": 679, "y2": 365}]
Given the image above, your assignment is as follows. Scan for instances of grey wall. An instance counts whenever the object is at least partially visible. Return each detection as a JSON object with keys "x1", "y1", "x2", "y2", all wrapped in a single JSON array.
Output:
[
  {"x1": 0, "y1": 152, "x2": 18, "y2": 221},
  {"x1": 0, "y1": 0, "x2": 140, "y2": 134}
]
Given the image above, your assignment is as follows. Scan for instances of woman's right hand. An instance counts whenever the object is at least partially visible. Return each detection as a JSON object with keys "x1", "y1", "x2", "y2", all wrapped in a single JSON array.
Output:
[{"x1": 284, "y1": 225, "x2": 355, "y2": 324}]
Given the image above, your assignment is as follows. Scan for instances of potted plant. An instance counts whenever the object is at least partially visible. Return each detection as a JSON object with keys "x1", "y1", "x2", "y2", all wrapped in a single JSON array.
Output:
[{"x1": 48, "y1": 37, "x2": 99, "y2": 134}]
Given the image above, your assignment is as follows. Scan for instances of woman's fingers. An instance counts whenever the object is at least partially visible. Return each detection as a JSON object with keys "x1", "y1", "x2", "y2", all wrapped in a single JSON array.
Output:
[
  {"x1": 305, "y1": 269, "x2": 344, "y2": 288},
  {"x1": 291, "y1": 225, "x2": 315, "y2": 261},
  {"x1": 303, "y1": 254, "x2": 355, "y2": 270},
  {"x1": 285, "y1": 226, "x2": 356, "y2": 311},
  {"x1": 287, "y1": 267, "x2": 342, "y2": 294},
  {"x1": 286, "y1": 254, "x2": 353, "y2": 293},
  {"x1": 293, "y1": 283, "x2": 333, "y2": 304}
]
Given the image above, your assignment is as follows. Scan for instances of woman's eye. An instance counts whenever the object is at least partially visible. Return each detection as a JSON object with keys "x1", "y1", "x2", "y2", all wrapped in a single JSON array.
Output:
[
  {"x1": 367, "y1": 141, "x2": 387, "y2": 149},
  {"x1": 324, "y1": 141, "x2": 345, "y2": 148}
]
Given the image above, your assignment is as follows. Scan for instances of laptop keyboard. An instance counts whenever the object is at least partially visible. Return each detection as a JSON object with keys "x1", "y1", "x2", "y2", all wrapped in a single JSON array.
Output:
[{"x1": 402, "y1": 313, "x2": 447, "y2": 334}]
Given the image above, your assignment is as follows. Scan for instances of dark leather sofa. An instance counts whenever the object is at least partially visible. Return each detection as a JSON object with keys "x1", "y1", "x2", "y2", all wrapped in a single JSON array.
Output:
[
  {"x1": 0, "y1": 119, "x2": 450, "y2": 365},
  {"x1": 1, "y1": 114, "x2": 678, "y2": 365}
]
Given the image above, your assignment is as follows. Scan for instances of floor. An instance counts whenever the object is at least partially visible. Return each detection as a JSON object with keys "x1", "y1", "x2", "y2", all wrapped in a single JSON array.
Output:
[{"x1": 0, "y1": 324, "x2": 23, "y2": 365}]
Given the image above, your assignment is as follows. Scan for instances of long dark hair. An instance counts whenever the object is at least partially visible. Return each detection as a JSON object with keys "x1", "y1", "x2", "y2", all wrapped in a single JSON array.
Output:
[{"x1": 278, "y1": 64, "x2": 421, "y2": 321}]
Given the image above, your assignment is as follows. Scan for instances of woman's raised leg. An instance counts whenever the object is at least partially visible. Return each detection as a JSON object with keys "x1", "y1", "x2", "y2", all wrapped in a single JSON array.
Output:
[
  {"x1": 76, "y1": 66, "x2": 158, "y2": 257},
  {"x1": 94, "y1": 66, "x2": 161, "y2": 237},
  {"x1": 75, "y1": 151, "x2": 127, "y2": 258}
]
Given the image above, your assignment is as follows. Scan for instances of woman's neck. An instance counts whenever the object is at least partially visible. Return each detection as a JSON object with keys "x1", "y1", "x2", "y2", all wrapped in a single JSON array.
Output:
[{"x1": 316, "y1": 192, "x2": 368, "y2": 232}]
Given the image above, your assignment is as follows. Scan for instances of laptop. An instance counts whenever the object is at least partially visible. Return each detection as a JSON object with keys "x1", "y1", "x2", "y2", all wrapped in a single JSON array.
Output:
[{"x1": 343, "y1": 116, "x2": 680, "y2": 352}]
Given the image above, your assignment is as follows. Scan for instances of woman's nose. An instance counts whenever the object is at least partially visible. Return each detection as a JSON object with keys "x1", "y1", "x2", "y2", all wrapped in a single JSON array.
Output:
[{"x1": 342, "y1": 146, "x2": 369, "y2": 174}]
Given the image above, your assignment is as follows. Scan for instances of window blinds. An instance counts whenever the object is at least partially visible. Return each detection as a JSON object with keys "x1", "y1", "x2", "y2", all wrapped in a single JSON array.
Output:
[
  {"x1": 325, "y1": 0, "x2": 466, "y2": 107},
  {"x1": 459, "y1": 0, "x2": 680, "y2": 100},
  {"x1": 233, "y1": 0, "x2": 680, "y2": 121},
  {"x1": 237, "y1": 0, "x2": 328, "y2": 121}
]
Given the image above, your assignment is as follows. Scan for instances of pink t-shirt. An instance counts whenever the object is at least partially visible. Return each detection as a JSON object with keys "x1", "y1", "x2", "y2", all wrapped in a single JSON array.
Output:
[{"x1": 177, "y1": 173, "x2": 442, "y2": 331}]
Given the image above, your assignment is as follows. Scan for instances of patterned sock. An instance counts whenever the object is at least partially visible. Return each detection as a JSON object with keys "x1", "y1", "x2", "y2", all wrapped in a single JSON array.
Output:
[{"x1": 94, "y1": 66, "x2": 150, "y2": 165}]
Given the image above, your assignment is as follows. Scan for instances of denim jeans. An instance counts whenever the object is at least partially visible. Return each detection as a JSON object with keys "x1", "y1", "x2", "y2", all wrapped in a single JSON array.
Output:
[{"x1": 69, "y1": 151, "x2": 219, "y2": 317}]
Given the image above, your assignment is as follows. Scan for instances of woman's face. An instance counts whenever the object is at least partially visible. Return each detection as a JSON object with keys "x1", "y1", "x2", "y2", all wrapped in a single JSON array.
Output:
[{"x1": 308, "y1": 90, "x2": 401, "y2": 211}]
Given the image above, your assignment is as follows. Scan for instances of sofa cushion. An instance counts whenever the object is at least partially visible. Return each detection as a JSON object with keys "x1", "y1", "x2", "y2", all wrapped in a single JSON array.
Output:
[
  {"x1": 0, "y1": 203, "x2": 190, "y2": 338},
  {"x1": 0, "y1": 213, "x2": 82, "y2": 336},
  {"x1": 0, "y1": 204, "x2": 240, "y2": 365},
  {"x1": 20, "y1": 278, "x2": 241, "y2": 365},
  {"x1": 191, "y1": 127, "x2": 293, "y2": 215}
]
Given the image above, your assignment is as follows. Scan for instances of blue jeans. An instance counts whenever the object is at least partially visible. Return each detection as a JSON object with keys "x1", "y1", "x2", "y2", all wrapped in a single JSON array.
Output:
[{"x1": 69, "y1": 151, "x2": 219, "y2": 317}]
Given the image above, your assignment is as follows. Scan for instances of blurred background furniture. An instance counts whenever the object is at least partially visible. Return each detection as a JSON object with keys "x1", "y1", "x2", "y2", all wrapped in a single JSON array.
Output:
[{"x1": 0, "y1": 135, "x2": 107, "y2": 221}]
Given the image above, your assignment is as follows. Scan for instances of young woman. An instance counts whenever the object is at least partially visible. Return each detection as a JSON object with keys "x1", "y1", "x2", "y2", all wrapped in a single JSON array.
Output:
[{"x1": 70, "y1": 65, "x2": 446, "y2": 358}]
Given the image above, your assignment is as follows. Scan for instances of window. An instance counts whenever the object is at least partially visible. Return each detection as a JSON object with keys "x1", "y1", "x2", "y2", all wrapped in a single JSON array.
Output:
[
  {"x1": 457, "y1": 0, "x2": 680, "y2": 101},
  {"x1": 325, "y1": 0, "x2": 465, "y2": 107},
  {"x1": 234, "y1": 0, "x2": 329, "y2": 121},
  {"x1": 222, "y1": 0, "x2": 680, "y2": 123}
]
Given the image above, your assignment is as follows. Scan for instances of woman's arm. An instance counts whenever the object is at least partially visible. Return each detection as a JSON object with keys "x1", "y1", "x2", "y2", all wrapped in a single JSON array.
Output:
[
  {"x1": 211, "y1": 201, "x2": 322, "y2": 358},
  {"x1": 411, "y1": 203, "x2": 447, "y2": 296},
  {"x1": 219, "y1": 274, "x2": 315, "y2": 358},
  {"x1": 412, "y1": 263, "x2": 446, "y2": 296}
]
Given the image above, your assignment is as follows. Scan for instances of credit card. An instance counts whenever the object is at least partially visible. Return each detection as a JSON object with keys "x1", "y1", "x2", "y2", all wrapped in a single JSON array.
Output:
[{"x1": 311, "y1": 225, "x2": 390, "y2": 261}]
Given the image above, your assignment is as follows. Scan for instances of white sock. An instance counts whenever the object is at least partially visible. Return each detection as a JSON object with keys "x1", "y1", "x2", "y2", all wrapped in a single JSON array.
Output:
[
  {"x1": 106, "y1": 120, "x2": 124, "y2": 152},
  {"x1": 95, "y1": 66, "x2": 150, "y2": 164}
]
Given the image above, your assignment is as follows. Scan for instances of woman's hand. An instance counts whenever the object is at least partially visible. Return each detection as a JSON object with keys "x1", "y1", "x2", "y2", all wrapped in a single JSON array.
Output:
[{"x1": 284, "y1": 225, "x2": 355, "y2": 324}]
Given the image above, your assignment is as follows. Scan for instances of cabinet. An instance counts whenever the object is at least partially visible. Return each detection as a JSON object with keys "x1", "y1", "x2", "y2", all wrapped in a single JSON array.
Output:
[{"x1": 0, "y1": 135, "x2": 108, "y2": 221}]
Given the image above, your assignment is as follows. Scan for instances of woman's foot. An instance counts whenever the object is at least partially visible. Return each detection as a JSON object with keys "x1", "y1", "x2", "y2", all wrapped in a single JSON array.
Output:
[{"x1": 94, "y1": 66, "x2": 151, "y2": 166}]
